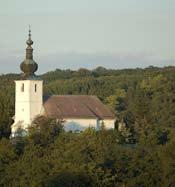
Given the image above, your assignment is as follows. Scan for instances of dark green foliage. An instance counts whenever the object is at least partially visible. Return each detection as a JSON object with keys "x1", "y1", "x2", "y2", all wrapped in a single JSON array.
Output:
[
  {"x1": 0, "y1": 75, "x2": 17, "y2": 138},
  {"x1": 45, "y1": 171, "x2": 92, "y2": 187},
  {"x1": 0, "y1": 66, "x2": 175, "y2": 186},
  {"x1": 0, "y1": 126, "x2": 171, "y2": 187},
  {"x1": 159, "y1": 138, "x2": 175, "y2": 187},
  {"x1": 29, "y1": 116, "x2": 63, "y2": 146}
]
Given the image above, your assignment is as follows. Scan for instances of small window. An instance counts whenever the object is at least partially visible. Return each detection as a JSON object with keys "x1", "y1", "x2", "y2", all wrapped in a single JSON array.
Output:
[
  {"x1": 35, "y1": 84, "x2": 37, "y2": 92},
  {"x1": 21, "y1": 83, "x2": 24, "y2": 92}
]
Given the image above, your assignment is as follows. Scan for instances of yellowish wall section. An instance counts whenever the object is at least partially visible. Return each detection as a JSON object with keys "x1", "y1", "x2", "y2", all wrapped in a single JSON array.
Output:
[
  {"x1": 103, "y1": 119, "x2": 116, "y2": 129},
  {"x1": 63, "y1": 118, "x2": 115, "y2": 131}
]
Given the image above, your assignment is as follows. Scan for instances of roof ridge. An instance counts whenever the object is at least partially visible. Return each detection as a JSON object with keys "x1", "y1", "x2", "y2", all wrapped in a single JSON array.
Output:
[{"x1": 49, "y1": 95, "x2": 97, "y2": 97}]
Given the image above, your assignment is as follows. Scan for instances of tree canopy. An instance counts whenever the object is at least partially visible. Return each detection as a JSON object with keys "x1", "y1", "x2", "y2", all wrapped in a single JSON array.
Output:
[{"x1": 0, "y1": 66, "x2": 175, "y2": 186}]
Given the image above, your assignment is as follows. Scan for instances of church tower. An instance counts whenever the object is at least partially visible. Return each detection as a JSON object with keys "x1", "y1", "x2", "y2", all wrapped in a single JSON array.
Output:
[{"x1": 11, "y1": 29, "x2": 43, "y2": 137}]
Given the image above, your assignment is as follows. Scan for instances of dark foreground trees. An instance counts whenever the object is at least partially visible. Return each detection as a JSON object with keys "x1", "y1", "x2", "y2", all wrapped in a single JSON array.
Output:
[{"x1": 0, "y1": 116, "x2": 174, "y2": 187}]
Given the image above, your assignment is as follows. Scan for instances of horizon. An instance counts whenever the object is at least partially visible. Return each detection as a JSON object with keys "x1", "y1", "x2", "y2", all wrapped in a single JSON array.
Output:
[
  {"x1": 1, "y1": 65, "x2": 174, "y2": 76},
  {"x1": 0, "y1": 0, "x2": 175, "y2": 74}
]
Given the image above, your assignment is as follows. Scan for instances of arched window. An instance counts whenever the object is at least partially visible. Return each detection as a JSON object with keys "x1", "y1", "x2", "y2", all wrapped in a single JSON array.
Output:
[
  {"x1": 35, "y1": 84, "x2": 37, "y2": 92},
  {"x1": 21, "y1": 83, "x2": 24, "y2": 92}
]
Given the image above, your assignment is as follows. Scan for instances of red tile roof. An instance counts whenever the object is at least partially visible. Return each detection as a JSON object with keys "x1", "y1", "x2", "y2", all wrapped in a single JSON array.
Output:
[{"x1": 43, "y1": 95, "x2": 116, "y2": 120}]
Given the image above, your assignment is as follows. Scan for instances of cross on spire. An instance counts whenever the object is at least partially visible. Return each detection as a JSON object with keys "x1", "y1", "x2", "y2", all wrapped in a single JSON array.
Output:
[
  {"x1": 29, "y1": 25, "x2": 31, "y2": 38},
  {"x1": 26, "y1": 25, "x2": 33, "y2": 46}
]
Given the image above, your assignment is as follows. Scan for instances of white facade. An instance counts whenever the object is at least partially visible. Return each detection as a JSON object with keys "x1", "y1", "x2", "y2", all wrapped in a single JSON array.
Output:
[
  {"x1": 63, "y1": 118, "x2": 115, "y2": 132},
  {"x1": 11, "y1": 80, "x2": 43, "y2": 137},
  {"x1": 11, "y1": 79, "x2": 115, "y2": 136}
]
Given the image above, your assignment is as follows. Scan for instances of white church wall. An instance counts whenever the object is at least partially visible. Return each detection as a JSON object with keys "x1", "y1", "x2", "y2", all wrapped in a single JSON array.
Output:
[
  {"x1": 103, "y1": 119, "x2": 116, "y2": 129},
  {"x1": 15, "y1": 80, "x2": 31, "y2": 124},
  {"x1": 12, "y1": 80, "x2": 43, "y2": 136},
  {"x1": 63, "y1": 118, "x2": 115, "y2": 132},
  {"x1": 63, "y1": 118, "x2": 97, "y2": 132},
  {"x1": 29, "y1": 81, "x2": 43, "y2": 122}
]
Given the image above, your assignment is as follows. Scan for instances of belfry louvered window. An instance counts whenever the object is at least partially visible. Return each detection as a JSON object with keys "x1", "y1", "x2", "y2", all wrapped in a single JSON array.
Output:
[
  {"x1": 21, "y1": 83, "x2": 24, "y2": 92},
  {"x1": 35, "y1": 84, "x2": 37, "y2": 92}
]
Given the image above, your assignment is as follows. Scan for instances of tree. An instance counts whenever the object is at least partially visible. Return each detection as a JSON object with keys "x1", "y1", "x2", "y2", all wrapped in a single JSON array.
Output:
[
  {"x1": 28, "y1": 116, "x2": 63, "y2": 146},
  {"x1": 0, "y1": 138, "x2": 17, "y2": 186}
]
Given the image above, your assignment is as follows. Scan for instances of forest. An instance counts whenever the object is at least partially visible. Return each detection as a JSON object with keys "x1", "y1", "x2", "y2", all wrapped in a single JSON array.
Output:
[{"x1": 0, "y1": 66, "x2": 175, "y2": 187}]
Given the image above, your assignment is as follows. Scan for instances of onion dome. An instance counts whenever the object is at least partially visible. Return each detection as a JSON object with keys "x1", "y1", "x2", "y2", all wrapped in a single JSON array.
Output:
[{"x1": 20, "y1": 27, "x2": 38, "y2": 79}]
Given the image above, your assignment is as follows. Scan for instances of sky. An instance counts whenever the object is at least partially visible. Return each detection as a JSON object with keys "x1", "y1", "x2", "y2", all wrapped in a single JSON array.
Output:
[{"x1": 0, "y1": 0, "x2": 175, "y2": 74}]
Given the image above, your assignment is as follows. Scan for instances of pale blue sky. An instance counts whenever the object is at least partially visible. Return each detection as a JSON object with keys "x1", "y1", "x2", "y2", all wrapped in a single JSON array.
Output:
[{"x1": 0, "y1": 0, "x2": 175, "y2": 73}]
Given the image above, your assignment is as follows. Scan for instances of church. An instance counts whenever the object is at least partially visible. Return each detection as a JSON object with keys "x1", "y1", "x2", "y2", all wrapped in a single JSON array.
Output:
[{"x1": 11, "y1": 30, "x2": 116, "y2": 137}]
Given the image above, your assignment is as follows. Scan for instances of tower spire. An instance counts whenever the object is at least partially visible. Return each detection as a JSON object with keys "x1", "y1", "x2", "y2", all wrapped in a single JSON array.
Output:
[
  {"x1": 20, "y1": 27, "x2": 38, "y2": 79},
  {"x1": 29, "y1": 24, "x2": 31, "y2": 35},
  {"x1": 26, "y1": 25, "x2": 34, "y2": 59}
]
